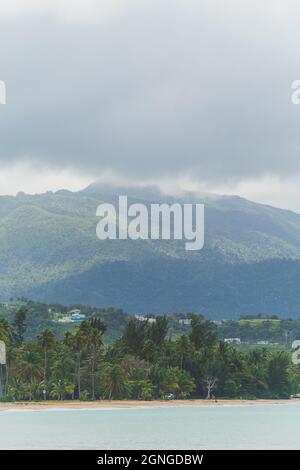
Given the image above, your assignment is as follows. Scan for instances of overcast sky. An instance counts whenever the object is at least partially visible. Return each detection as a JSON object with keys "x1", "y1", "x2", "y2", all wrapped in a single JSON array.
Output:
[{"x1": 1, "y1": 1, "x2": 300, "y2": 211}]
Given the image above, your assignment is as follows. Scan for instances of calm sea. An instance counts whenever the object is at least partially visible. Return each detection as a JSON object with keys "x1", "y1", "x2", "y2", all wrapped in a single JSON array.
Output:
[{"x1": 0, "y1": 404, "x2": 299, "y2": 449}]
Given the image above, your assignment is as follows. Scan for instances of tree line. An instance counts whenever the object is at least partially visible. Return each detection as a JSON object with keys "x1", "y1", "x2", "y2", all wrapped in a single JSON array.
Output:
[{"x1": 0, "y1": 308, "x2": 299, "y2": 401}]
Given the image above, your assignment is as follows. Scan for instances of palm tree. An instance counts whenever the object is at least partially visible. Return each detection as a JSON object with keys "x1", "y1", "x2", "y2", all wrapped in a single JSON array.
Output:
[
  {"x1": 89, "y1": 329, "x2": 103, "y2": 399},
  {"x1": 37, "y1": 329, "x2": 56, "y2": 398},
  {"x1": 176, "y1": 335, "x2": 190, "y2": 369},
  {"x1": 142, "y1": 339, "x2": 157, "y2": 367},
  {"x1": 4, "y1": 344, "x2": 19, "y2": 397},
  {"x1": 189, "y1": 315, "x2": 217, "y2": 350},
  {"x1": 50, "y1": 379, "x2": 74, "y2": 400},
  {"x1": 0, "y1": 318, "x2": 11, "y2": 344},
  {"x1": 8, "y1": 378, "x2": 28, "y2": 401},
  {"x1": 103, "y1": 364, "x2": 128, "y2": 400},
  {"x1": 12, "y1": 307, "x2": 27, "y2": 346},
  {"x1": 86, "y1": 318, "x2": 106, "y2": 335},
  {"x1": 16, "y1": 348, "x2": 43, "y2": 400},
  {"x1": 50, "y1": 343, "x2": 75, "y2": 384},
  {"x1": 80, "y1": 319, "x2": 104, "y2": 399},
  {"x1": 64, "y1": 330, "x2": 87, "y2": 399},
  {"x1": 0, "y1": 319, "x2": 11, "y2": 397},
  {"x1": 148, "y1": 316, "x2": 169, "y2": 346}
]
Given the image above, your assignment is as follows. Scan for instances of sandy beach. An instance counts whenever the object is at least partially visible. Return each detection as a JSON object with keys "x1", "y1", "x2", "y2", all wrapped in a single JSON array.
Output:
[{"x1": 0, "y1": 398, "x2": 299, "y2": 411}]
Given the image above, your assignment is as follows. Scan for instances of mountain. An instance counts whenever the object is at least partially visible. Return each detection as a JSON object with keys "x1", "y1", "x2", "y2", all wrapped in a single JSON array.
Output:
[{"x1": 0, "y1": 184, "x2": 300, "y2": 318}]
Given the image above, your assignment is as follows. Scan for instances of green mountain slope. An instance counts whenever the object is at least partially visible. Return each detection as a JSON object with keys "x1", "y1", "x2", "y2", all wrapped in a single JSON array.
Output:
[{"x1": 0, "y1": 185, "x2": 300, "y2": 318}]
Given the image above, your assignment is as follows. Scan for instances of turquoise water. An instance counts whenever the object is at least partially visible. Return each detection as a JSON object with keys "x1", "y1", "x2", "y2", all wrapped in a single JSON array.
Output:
[{"x1": 0, "y1": 404, "x2": 300, "y2": 449}]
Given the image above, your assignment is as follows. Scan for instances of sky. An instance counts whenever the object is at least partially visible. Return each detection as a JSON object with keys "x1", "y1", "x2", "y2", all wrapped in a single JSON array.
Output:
[{"x1": 1, "y1": 1, "x2": 300, "y2": 211}]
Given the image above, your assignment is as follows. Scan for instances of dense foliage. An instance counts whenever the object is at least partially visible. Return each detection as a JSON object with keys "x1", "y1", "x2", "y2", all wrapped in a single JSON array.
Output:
[
  {"x1": 2, "y1": 301, "x2": 300, "y2": 348},
  {"x1": 0, "y1": 308, "x2": 299, "y2": 402},
  {"x1": 1, "y1": 187, "x2": 300, "y2": 316},
  {"x1": 218, "y1": 317, "x2": 300, "y2": 345}
]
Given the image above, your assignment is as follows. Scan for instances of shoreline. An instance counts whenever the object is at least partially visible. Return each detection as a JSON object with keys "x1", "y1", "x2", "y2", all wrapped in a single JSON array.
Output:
[{"x1": 0, "y1": 398, "x2": 299, "y2": 411}]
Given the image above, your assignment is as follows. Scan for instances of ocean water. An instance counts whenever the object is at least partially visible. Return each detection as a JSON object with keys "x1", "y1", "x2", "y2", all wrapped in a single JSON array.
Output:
[{"x1": 0, "y1": 404, "x2": 299, "y2": 450}]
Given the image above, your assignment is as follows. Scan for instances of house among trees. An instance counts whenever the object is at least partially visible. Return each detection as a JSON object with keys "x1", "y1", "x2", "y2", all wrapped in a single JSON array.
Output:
[
  {"x1": 134, "y1": 314, "x2": 156, "y2": 323},
  {"x1": 70, "y1": 313, "x2": 86, "y2": 322},
  {"x1": 178, "y1": 319, "x2": 192, "y2": 326},
  {"x1": 67, "y1": 309, "x2": 82, "y2": 315},
  {"x1": 224, "y1": 338, "x2": 241, "y2": 344},
  {"x1": 54, "y1": 309, "x2": 86, "y2": 323}
]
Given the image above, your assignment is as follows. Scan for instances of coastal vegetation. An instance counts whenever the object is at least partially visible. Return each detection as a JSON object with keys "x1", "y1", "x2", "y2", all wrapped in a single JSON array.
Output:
[
  {"x1": 1, "y1": 301, "x2": 300, "y2": 347},
  {"x1": 0, "y1": 307, "x2": 299, "y2": 402}
]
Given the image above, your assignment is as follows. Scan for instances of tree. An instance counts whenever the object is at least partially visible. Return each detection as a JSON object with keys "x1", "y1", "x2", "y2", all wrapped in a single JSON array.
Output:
[
  {"x1": 204, "y1": 377, "x2": 218, "y2": 399},
  {"x1": 37, "y1": 329, "x2": 56, "y2": 397},
  {"x1": 16, "y1": 348, "x2": 43, "y2": 400},
  {"x1": 267, "y1": 351, "x2": 291, "y2": 398},
  {"x1": 176, "y1": 335, "x2": 190, "y2": 369},
  {"x1": 176, "y1": 368, "x2": 196, "y2": 398},
  {"x1": 103, "y1": 364, "x2": 128, "y2": 399},
  {"x1": 121, "y1": 354, "x2": 148, "y2": 375},
  {"x1": 8, "y1": 378, "x2": 28, "y2": 401},
  {"x1": 189, "y1": 315, "x2": 216, "y2": 350},
  {"x1": 13, "y1": 308, "x2": 27, "y2": 345},
  {"x1": 148, "y1": 316, "x2": 169, "y2": 346},
  {"x1": 88, "y1": 317, "x2": 106, "y2": 335},
  {"x1": 50, "y1": 379, "x2": 74, "y2": 400},
  {"x1": 0, "y1": 319, "x2": 11, "y2": 345},
  {"x1": 142, "y1": 339, "x2": 156, "y2": 365},
  {"x1": 0, "y1": 301, "x2": 298, "y2": 403},
  {"x1": 80, "y1": 319, "x2": 104, "y2": 399},
  {"x1": 289, "y1": 366, "x2": 300, "y2": 395},
  {"x1": 64, "y1": 330, "x2": 87, "y2": 400},
  {"x1": 0, "y1": 320, "x2": 10, "y2": 398},
  {"x1": 130, "y1": 379, "x2": 155, "y2": 400},
  {"x1": 121, "y1": 319, "x2": 148, "y2": 356}
]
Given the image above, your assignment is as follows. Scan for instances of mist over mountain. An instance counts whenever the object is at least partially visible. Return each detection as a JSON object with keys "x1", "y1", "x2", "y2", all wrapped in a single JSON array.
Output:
[{"x1": 0, "y1": 184, "x2": 300, "y2": 318}]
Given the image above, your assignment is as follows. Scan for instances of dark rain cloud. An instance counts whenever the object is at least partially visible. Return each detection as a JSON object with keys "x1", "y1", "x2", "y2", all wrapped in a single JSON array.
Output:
[{"x1": 0, "y1": 0, "x2": 300, "y2": 185}]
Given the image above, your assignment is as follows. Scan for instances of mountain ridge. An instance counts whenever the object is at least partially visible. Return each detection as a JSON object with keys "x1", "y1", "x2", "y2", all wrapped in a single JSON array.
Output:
[{"x1": 0, "y1": 184, "x2": 299, "y2": 318}]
